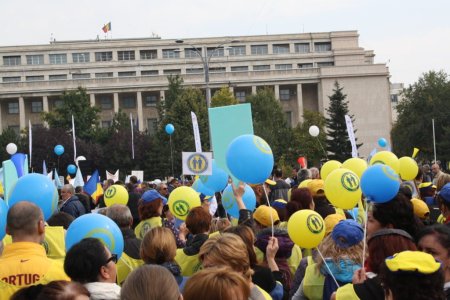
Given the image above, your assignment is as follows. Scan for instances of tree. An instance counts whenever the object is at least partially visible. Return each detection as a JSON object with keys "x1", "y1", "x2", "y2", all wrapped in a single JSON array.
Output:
[
  {"x1": 325, "y1": 81, "x2": 362, "y2": 161},
  {"x1": 0, "y1": 128, "x2": 24, "y2": 163},
  {"x1": 211, "y1": 86, "x2": 239, "y2": 107},
  {"x1": 392, "y1": 71, "x2": 450, "y2": 161},
  {"x1": 42, "y1": 87, "x2": 101, "y2": 141}
]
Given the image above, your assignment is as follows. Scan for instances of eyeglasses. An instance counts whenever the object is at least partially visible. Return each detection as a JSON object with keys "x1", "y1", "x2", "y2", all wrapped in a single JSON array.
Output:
[{"x1": 104, "y1": 254, "x2": 118, "y2": 265}]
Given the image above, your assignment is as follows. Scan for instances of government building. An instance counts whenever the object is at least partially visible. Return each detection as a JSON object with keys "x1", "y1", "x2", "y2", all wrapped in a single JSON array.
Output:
[{"x1": 0, "y1": 30, "x2": 392, "y2": 157}]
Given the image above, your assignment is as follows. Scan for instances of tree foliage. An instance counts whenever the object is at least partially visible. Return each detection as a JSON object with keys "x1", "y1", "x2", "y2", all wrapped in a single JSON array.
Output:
[
  {"x1": 325, "y1": 81, "x2": 362, "y2": 161},
  {"x1": 392, "y1": 70, "x2": 450, "y2": 161},
  {"x1": 211, "y1": 86, "x2": 239, "y2": 107}
]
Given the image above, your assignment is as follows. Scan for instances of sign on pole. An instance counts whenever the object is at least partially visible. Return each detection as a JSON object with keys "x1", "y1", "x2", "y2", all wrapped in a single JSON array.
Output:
[{"x1": 182, "y1": 152, "x2": 212, "y2": 175}]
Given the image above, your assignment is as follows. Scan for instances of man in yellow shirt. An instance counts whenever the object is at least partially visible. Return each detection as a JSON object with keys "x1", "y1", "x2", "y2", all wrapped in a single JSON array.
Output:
[{"x1": 0, "y1": 201, "x2": 69, "y2": 300}]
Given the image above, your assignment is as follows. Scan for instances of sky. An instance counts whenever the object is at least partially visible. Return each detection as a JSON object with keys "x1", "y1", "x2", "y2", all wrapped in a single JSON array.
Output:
[{"x1": 1, "y1": 0, "x2": 449, "y2": 85}]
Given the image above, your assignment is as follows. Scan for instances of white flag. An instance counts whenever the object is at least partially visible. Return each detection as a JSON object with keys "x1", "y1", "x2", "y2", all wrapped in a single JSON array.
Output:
[
  {"x1": 130, "y1": 113, "x2": 135, "y2": 159},
  {"x1": 106, "y1": 170, "x2": 119, "y2": 182},
  {"x1": 345, "y1": 115, "x2": 358, "y2": 158},
  {"x1": 191, "y1": 112, "x2": 202, "y2": 153}
]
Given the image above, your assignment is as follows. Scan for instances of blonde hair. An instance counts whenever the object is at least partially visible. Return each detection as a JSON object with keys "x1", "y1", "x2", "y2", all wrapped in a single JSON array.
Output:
[
  {"x1": 121, "y1": 265, "x2": 179, "y2": 300},
  {"x1": 199, "y1": 233, "x2": 254, "y2": 280},
  {"x1": 316, "y1": 234, "x2": 365, "y2": 272},
  {"x1": 140, "y1": 227, "x2": 177, "y2": 264},
  {"x1": 436, "y1": 173, "x2": 450, "y2": 192},
  {"x1": 210, "y1": 217, "x2": 231, "y2": 233},
  {"x1": 183, "y1": 266, "x2": 250, "y2": 300}
]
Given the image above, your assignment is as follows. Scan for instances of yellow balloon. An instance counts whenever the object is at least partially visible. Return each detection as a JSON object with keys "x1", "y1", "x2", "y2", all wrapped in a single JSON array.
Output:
[
  {"x1": 168, "y1": 186, "x2": 201, "y2": 221},
  {"x1": 287, "y1": 209, "x2": 325, "y2": 249},
  {"x1": 320, "y1": 160, "x2": 342, "y2": 180},
  {"x1": 369, "y1": 151, "x2": 399, "y2": 174},
  {"x1": 324, "y1": 168, "x2": 362, "y2": 209},
  {"x1": 299, "y1": 179, "x2": 312, "y2": 189},
  {"x1": 399, "y1": 157, "x2": 419, "y2": 181},
  {"x1": 342, "y1": 158, "x2": 368, "y2": 179},
  {"x1": 104, "y1": 185, "x2": 129, "y2": 207}
]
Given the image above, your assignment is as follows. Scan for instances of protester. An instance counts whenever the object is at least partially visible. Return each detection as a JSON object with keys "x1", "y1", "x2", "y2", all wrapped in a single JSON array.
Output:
[
  {"x1": 134, "y1": 189, "x2": 166, "y2": 239},
  {"x1": 64, "y1": 238, "x2": 121, "y2": 300},
  {"x1": 125, "y1": 182, "x2": 141, "y2": 229},
  {"x1": 432, "y1": 163, "x2": 444, "y2": 185},
  {"x1": 286, "y1": 188, "x2": 314, "y2": 219},
  {"x1": 59, "y1": 184, "x2": 86, "y2": 218},
  {"x1": 437, "y1": 173, "x2": 450, "y2": 192},
  {"x1": 253, "y1": 205, "x2": 280, "y2": 230},
  {"x1": 162, "y1": 204, "x2": 188, "y2": 248},
  {"x1": 297, "y1": 169, "x2": 312, "y2": 186},
  {"x1": 307, "y1": 179, "x2": 336, "y2": 218},
  {"x1": 11, "y1": 280, "x2": 90, "y2": 300},
  {"x1": 270, "y1": 169, "x2": 290, "y2": 202},
  {"x1": 47, "y1": 212, "x2": 74, "y2": 229}
]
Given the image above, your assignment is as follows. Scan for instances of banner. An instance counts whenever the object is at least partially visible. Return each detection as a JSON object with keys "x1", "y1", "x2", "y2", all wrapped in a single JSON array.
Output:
[
  {"x1": 131, "y1": 170, "x2": 144, "y2": 182},
  {"x1": 106, "y1": 170, "x2": 119, "y2": 182},
  {"x1": 345, "y1": 115, "x2": 358, "y2": 158},
  {"x1": 191, "y1": 112, "x2": 202, "y2": 153},
  {"x1": 182, "y1": 152, "x2": 212, "y2": 175}
]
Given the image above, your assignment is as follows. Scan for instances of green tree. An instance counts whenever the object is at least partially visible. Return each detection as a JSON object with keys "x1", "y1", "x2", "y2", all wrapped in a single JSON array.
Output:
[
  {"x1": 211, "y1": 86, "x2": 239, "y2": 107},
  {"x1": 392, "y1": 71, "x2": 450, "y2": 161},
  {"x1": 325, "y1": 81, "x2": 362, "y2": 161},
  {"x1": 42, "y1": 87, "x2": 100, "y2": 141},
  {"x1": 0, "y1": 128, "x2": 24, "y2": 163}
]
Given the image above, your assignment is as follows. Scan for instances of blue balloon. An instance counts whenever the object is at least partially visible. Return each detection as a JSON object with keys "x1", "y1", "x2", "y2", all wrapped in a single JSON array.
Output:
[
  {"x1": 0, "y1": 199, "x2": 8, "y2": 240},
  {"x1": 378, "y1": 138, "x2": 387, "y2": 148},
  {"x1": 67, "y1": 164, "x2": 77, "y2": 175},
  {"x1": 361, "y1": 164, "x2": 400, "y2": 203},
  {"x1": 8, "y1": 174, "x2": 59, "y2": 221},
  {"x1": 221, "y1": 184, "x2": 256, "y2": 218},
  {"x1": 226, "y1": 135, "x2": 274, "y2": 184},
  {"x1": 200, "y1": 160, "x2": 229, "y2": 192},
  {"x1": 54, "y1": 145, "x2": 64, "y2": 156},
  {"x1": 65, "y1": 213, "x2": 124, "y2": 258},
  {"x1": 165, "y1": 124, "x2": 175, "y2": 135},
  {"x1": 192, "y1": 178, "x2": 215, "y2": 196}
]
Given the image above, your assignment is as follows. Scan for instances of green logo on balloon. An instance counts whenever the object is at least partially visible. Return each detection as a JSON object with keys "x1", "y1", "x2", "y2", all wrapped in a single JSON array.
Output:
[
  {"x1": 173, "y1": 200, "x2": 190, "y2": 217},
  {"x1": 381, "y1": 165, "x2": 399, "y2": 181},
  {"x1": 341, "y1": 172, "x2": 359, "y2": 192},
  {"x1": 86, "y1": 228, "x2": 116, "y2": 250},
  {"x1": 306, "y1": 214, "x2": 324, "y2": 234},
  {"x1": 253, "y1": 136, "x2": 272, "y2": 155},
  {"x1": 105, "y1": 186, "x2": 117, "y2": 199}
]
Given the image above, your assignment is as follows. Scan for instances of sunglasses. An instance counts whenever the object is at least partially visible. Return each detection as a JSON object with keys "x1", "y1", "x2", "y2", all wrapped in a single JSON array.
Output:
[{"x1": 104, "y1": 254, "x2": 118, "y2": 265}]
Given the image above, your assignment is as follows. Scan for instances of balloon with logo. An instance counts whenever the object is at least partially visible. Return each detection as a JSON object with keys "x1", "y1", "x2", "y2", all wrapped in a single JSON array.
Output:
[
  {"x1": 221, "y1": 184, "x2": 256, "y2": 218},
  {"x1": 226, "y1": 134, "x2": 274, "y2": 184},
  {"x1": 361, "y1": 164, "x2": 400, "y2": 203},
  {"x1": 200, "y1": 160, "x2": 228, "y2": 193},
  {"x1": 104, "y1": 185, "x2": 129, "y2": 207},
  {"x1": 378, "y1": 138, "x2": 388, "y2": 148},
  {"x1": 342, "y1": 157, "x2": 368, "y2": 179},
  {"x1": 6, "y1": 143, "x2": 17, "y2": 155},
  {"x1": 54, "y1": 145, "x2": 64, "y2": 156},
  {"x1": 165, "y1": 124, "x2": 175, "y2": 135},
  {"x1": 0, "y1": 199, "x2": 8, "y2": 240},
  {"x1": 324, "y1": 168, "x2": 362, "y2": 209},
  {"x1": 8, "y1": 173, "x2": 58, "y2": 220},
  {"x1": 65, "y1": 213, "x2": 124, "y2": 258},
  {"x1": 320, "y1": 160, "x2": 342, "y2": 180},
  {"x1": 288, "y1": 209, "x2": 325, "y2": 249},
  {"x1": 192, "y1": 178, "x2": 215, "y2": 197},
  {"x1": 398, "y1": 157, "x2": 419, "y2": 181},
  {"x1": 168, "y1": 186, "x2": 201, "y2": 221},
  {"x1": 369, "y1": 151, "x2": 400, "y2": 174},
  {"x1": 67, "y1": 164, "x2": 77, "y2": 175}
]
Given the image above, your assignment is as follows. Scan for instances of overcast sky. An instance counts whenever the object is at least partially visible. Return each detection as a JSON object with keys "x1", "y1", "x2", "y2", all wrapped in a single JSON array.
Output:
[{"x1": 1, "y1": 0, "x2": 448, "y2": 85}]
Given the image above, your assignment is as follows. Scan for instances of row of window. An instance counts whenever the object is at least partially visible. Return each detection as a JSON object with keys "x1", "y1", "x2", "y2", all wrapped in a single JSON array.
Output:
[
  {"x1": 2, "y1": 42, "x2": 332, "y2": 66},
  {"x1": 2, "y1": 61, "x2": 334, "y2": 83}
]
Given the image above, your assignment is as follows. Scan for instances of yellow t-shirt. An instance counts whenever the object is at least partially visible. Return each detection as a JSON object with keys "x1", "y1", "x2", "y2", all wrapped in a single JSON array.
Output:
[
  {"x1": 134, "y1": 217, "x2": 162, "y2": 239},
  {"x1": 175, "y1": 249, "x2": 202, "y2": 277},
  {"x1": 116, "y1": 252, "x2": 144, "y2": 285}
]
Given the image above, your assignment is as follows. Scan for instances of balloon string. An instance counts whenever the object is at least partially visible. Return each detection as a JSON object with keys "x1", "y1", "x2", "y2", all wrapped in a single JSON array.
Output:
[
  {"x1": 317, "y1": 248, "x2": 339, "y2": 288},
  {"x1": 262, "y1": 186, "x2": 274, "y2": 237},
  {"x1": 362, "y1": 200, "x2": 369, "y2": 268}
]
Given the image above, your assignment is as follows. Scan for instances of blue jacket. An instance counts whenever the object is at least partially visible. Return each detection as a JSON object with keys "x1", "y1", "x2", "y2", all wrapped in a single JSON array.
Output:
[{"x1": 60, "y1": 195, "x2": 86, "y2": 218}]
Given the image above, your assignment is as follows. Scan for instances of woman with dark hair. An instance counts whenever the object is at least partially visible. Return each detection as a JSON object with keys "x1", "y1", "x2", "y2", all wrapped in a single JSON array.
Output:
[
  {"x1": 134, "y1": 190, "x2": 166, "y2": 239},
  {"x1": 286, "y1": 188, "x2": 314, "y2": 219},
  {"x1": 11, "y1": 281, "x2": 90, "y2": 300},
  {"x1": 64, "y1": 238, "x2": 120, "y2": 300}
]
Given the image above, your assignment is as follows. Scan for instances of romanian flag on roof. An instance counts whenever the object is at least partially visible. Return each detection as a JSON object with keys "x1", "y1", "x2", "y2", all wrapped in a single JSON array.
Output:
[
  {"x1": 84, "y1": 170, "x2": 103, "y2": 204},
  {"x1": 102, "y1": 22, "x2": 111, "y2": 33}
]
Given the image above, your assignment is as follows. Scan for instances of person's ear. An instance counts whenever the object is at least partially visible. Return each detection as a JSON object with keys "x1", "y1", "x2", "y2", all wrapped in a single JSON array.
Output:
[
  {"x1": 38, "y1": 219, "x2": 45, "y2": 235},
  {"x1": 99, "y1": 265, "x2": 111, "y2": 280}
]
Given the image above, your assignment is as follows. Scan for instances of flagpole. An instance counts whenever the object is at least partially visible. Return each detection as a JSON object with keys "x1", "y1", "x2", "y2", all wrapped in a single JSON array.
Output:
[
  {"x1": 170, "y1": 135, "x2": 174, "y2": 177},
  {"x1": 130, "y1": 113, "x2": 135, "y2": 159},
  {"x1": 432, "y1": 118, "x2": 437, "y2": 163}
]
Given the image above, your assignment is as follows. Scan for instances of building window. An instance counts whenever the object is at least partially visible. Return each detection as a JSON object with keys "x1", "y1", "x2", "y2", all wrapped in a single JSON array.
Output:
[
  {"x1": 54, "y1": 99, "x2": 64, "y2": 108},
  {"x1": 314, "y1": 42, "x2": 332, "y2": 52},
  {"x1": 8, "y1": 102, "x2": 19, "y2": 114},
  {"x1": 298, "y1": 63, "x2": 313, "y2": 69},
  {"x1": 280, "y1": 89, "x2": 291, "y2": 101},
  {"x1": 235, "y1": 91, "x2": 246, "y2": 102},
  {"x1": 144, "y1": 95, "x2": 158, "y2": 107},
  {"x1": 163, "y1": 69, "x2": 181, "y2": 75},
  {"x1": 316, "y1": 62, "x2": 334, "y2": 67},
  {"x1": 140, "y1": 50, "x2": 157, "y2": 60},
  {"x1": 118, "y1": 51, "x2": 135, "y2": 61},
  {"x1": 95, "y1": 72, "x2": 113, "y2": 78},
  {"x1": 162, "y1": 49, "x2": 180, "y2": 59},
  {"x1": 391, "y1": 94, "x2": 398, "y2": 104},
  {"x1": 102, "y1": 121, "x2": 112, "y2": 128},
  {"x1": 251, "y1": 45, "x2": 268, "y2": 55},
  {"x1": 209, "y1": 67, "x2": 226, "y2": 73},
  {"x1": 31, "y1": 101, "x2": 43, "y2": 113},
  {"x1": 49, "y1": 54, "x2": 67, "y2": 64},
  {"x1": 295, "y1": 43, "x2": 310, "y2": 53},
  {"x1": 206, "y1": 47, "x2": 224, "y2": 57},
  {"x1": 8, "y1": 126, "x2": 20, "y2": 135},
  {"x1": 100, "y1": 97, "x2": 113, "y2": 110},
  {"x1": 118, "y1": 71, "x2": 136, "y2": 77},
  {"x1": 273, "y1": 44, "x2": 290, "y2": 54},
  {"x1": 3, "y1": 56, "x2": 21, "y2": 66},
  {"x1": 186, "y1": 68, "x2": 203, "y2": 74},
  {"x1": 229, "y1": 46, "x2": 246, "y2": 56},
  {"x1": 72, "y1": 73, "x2": 91, "y2": 79},
  {"x1": 72, "y1": 53, "x2": 90, "y2": 63},
  {"x1": 285, "y1": 111, "x2": 292, "y2": 127},
  {"x1": 231, "y1": 66, "x2": 248, "y2": 72},
  {"x1": 26, "y1": 55, "x2": 44, "y2": 65},
  {"x1": 122, "y1": 96, "x2": 136, "y2": 108},
  {"x1": 49, "y1": 74, "x2": 67, "y2": 80},
  {"x1": 95, "y1": 51, "x2": 113, "y2": 62},
  {"x1": 185, "y1": 48, "x2": 201, "y2": 58},
  {"x1": 253, "y1": 65, "x2": 270, "y2": 71},
  {"x1": 26, "y1": 75, "x2": 44, "y2": 81},
  {"x1": 141, "y1": 70, "x2": 158, "y2": 76},
  {"x1": 275, "y1": 64, "x2": 292, "y2": 70},
  {"x1": 2, "y1": 76, "x2": 21, "y2": 82},
  {"x1": 147, "y1": 118, "x2": 158, "y2": 135}
]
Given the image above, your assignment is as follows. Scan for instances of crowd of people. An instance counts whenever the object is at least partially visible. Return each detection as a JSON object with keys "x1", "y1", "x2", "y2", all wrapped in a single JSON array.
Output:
[{"x1": 1, "y1": 161, "x2": 450, "y2": 300}]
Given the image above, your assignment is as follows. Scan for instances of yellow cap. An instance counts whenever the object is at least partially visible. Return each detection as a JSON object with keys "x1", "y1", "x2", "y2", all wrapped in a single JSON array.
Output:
[
  {"x1": 410, "y1": 198, "x2": 430, "y2": 220},
  {"x1": 307, "y1": 179, "x2": 325, "y2": 197},
  {"x1": 253, "y1": 205, "x2": 280, "y2": 227},
  {"x1": 385, "y1": 251, "x2": 441, "y2": 274},
  {"x1": 418, "y1": 182, "x2": 432, "y2": 189},
  {"x1": 324, "y1": 214, "x2": 346, "y2": 235},
  {"x1": 298, "y1": 179, "x2": 312, "y2": 189},
  {"x1": 265, "y1": 179, "x2": 276, "y2": 186}
]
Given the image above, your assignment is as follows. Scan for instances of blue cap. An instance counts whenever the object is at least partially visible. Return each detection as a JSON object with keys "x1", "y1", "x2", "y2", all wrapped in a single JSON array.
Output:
[
  {"x1": 439, "y1": 183, "x2": 450, "y2": 203},
  {"x1": 142, "y1": 189, "x2": 167, "y2": 205},
  {"x1": 331, "y1": 219, "x2": 364, "y2": 249}
]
